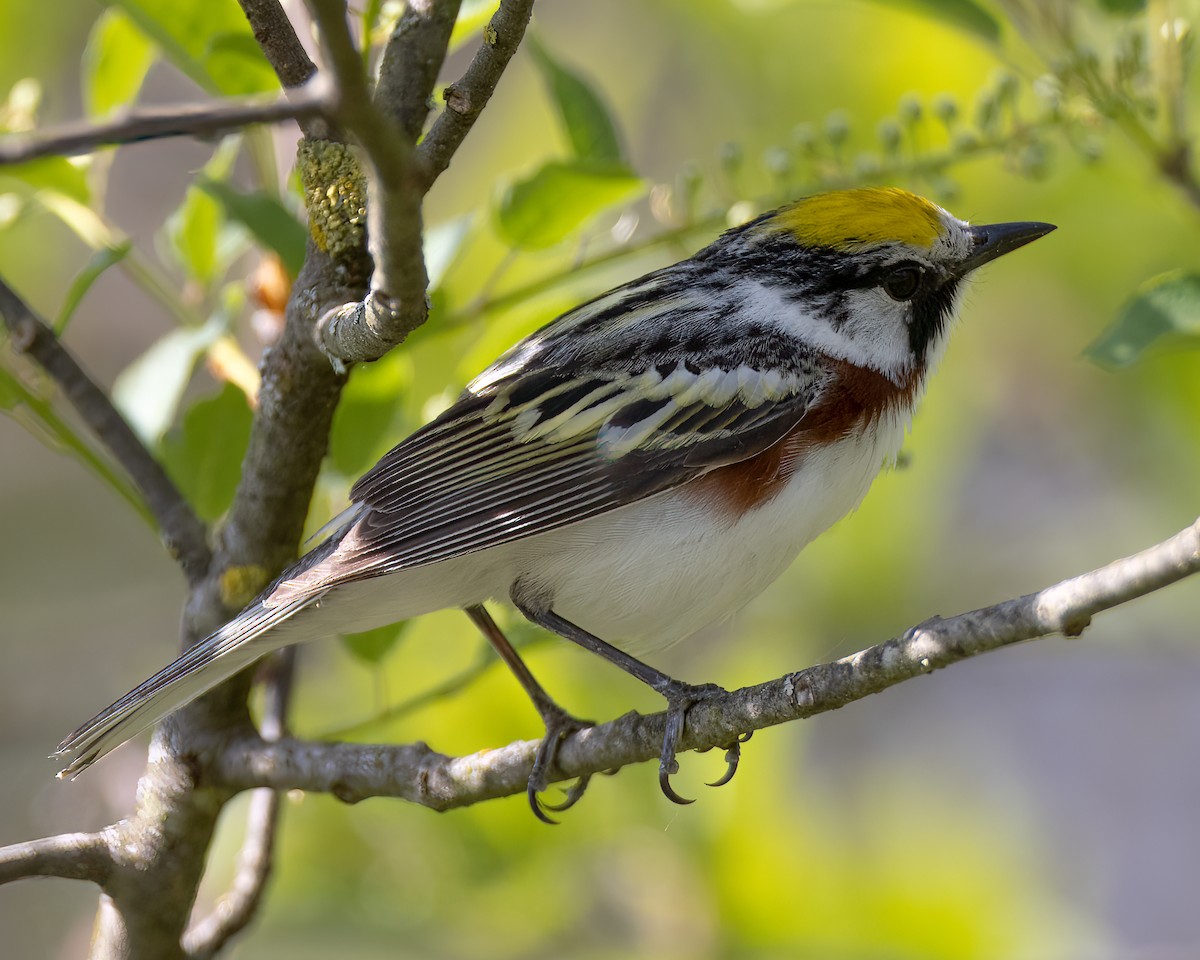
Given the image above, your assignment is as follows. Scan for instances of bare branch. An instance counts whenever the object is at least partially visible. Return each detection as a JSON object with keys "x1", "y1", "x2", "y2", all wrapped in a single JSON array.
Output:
[
  {"x1": 114, "y1": 182, "x2": 360, "y2": 960},
  {"x1": 236, "y1": 0, "x2": 333, "y2": 140},
  {"x1": 0, "y1": 278, "x2": 212, "y2": 584},
  {"x1": 216, "y1": 518, "x2": 1200, "y2": 809},
  {"x1": 238, "y1": 0, "x2": 318, "y2": 89},
  {"x1": 0, "y1": 831, "x2": 112, "y2": 886},
  {"x1": 181, "y1": 790, "x2": 279, "y2": 958},
  {"x1": 0, "y1": 88, "x2": 330, "y2": 165},
  {"x1": 305, "y1": 0, "x2": 430, "y2": 363},
  {"x1": 375, "y1": 0, "x2": 463, "y2": 143},
  {"x1": 182, "y1": 653, "x2": 294, "y2": 958},
  {"x1": 287, "y1": 0, "x2": 530, "y2": 362},
  {"x1": 415, "y1": 0, "x2": 535, "y2": 191}
]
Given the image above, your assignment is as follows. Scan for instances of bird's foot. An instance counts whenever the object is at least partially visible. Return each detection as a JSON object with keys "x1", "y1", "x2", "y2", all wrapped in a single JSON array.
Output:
[
  {"x1": 528, "y1": 702, "x2": 593, "y2": 824},
  {"x1": 701, "y1": 730, "x2": 754, "y2": 788},
  {"x1": 655, "y1": 680, "x2": 748, "y2": 804}
]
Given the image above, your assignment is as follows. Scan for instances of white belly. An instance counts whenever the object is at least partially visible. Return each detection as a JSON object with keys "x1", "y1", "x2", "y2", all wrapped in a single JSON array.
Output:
[
  {"x1": 292, "y1": 416, "x2": 908, "y2": 657},
  {"x1": 512, "y1": 416, "x2": 908, "y2": 654}
]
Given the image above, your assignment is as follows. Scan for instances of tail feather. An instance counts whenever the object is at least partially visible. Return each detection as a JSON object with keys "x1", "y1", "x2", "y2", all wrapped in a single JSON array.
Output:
[{"x1": 54, "y1": 592, "x2": 322, "y2": 778}]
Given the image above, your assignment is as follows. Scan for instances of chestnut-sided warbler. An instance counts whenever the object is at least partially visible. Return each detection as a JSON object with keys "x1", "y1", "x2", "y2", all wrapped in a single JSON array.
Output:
[{"x1": 56, "y1": 187, "x2": 1053, "y2": 818}]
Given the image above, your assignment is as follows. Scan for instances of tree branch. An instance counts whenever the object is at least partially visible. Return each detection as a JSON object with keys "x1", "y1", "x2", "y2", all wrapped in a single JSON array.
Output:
[
  {"x1": 0, "y1": 278, "x2": 212, "y2": 584},
  {"x1": 0, "y1": 831, "x2": 112, "y2": 886},
  {"x1": 375, "y1": 0, "x2": 462, "y2": 144},
  {"x1": 119, "y1": 196, "x2": 357, "y2": 960},
  {"x1": 304, "y1": 0, "x2": 431, "y2": 363},
  {"x1": 236, "y1": 0, "x2": 332, "y2": 140},
  {"x1": 0, "y1": 89, "x2": 329, "y2": 165},
  {"x1": 180, "y1": 790, "x2": 278, "y2": 959},
  {"x1": 181, "y1": 652, "x2": 294, "y2": 958},
  {"x1": 237, "y1": 0, "x2": 318, "y2": 88},
  {"x1": 415, "y1": 0, "x2": 535, "y2": 191},
  {"x1": 215, "y1": 517, "x2": 1200, "y2": 809},
  {"x1": 303, "y1": 0, "x2": 534, "y2": 361}
]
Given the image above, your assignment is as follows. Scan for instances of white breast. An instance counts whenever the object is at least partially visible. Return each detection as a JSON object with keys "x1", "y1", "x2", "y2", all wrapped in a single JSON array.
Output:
[
  {"x1": 288, "y1": 409, "x2": 911, "y2": 659},
  {"x1": 511, "y1": 409, "x2": 912, "y2": 656}
]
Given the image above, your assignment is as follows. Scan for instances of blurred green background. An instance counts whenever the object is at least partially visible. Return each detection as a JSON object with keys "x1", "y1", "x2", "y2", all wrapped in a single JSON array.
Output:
[{"x1": 2, "y1": 0, "x2": 1200, "y2": 957}]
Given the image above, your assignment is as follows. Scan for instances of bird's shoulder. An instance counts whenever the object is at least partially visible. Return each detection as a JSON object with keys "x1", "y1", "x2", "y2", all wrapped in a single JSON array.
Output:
[{"x1": 347, "y1": 263, "x2": 838, "y2": 521}]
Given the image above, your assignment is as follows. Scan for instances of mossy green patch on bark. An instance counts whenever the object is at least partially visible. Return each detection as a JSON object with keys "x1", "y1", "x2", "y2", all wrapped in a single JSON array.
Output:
[
  {"x1": 219, "y1": 564, "x2": 272, "y2": 612},
  {"x1": 297, "y1": 139, "x2": 368, "y2": 259}
]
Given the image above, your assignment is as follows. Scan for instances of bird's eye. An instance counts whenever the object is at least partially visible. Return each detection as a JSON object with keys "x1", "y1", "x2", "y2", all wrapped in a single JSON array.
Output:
[{"x1": 883, "y1": 264, "x2": 922, "y2": 301}]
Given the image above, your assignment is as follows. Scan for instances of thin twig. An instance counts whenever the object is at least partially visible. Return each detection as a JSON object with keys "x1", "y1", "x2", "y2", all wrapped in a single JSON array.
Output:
[
  {"x1": 236, "y1": 0, "x2": 332, "y2": 140},
  {"x1": 415, "y1": 0, "x2": 535, "y2": 191},
  {"x1": 181, "y1": 789, "x2": 278, "y2": 959},
  {"x1": 216, "y1": 518, "x2": 1200, "y2": 809},
  {"x1": 375, "y1": 0, "x2": 463, "y2": 144},
  {"x1": 0, "y1": 831, "x2": 112, "y2": 886},
  {"x1": 305, "y1": 0, "x2": 431, "y2": 362},
  {"x1": 294, "y1": 0, "x2": 531, "y2": 361},
  {"x1": 0, "y1": 88, "x2": 329, "y2": 165},
  {"x1": 0, "y1": 278, "x2": 212, "y2": 584},
  {"x1": 317, "y1": 634, "x2": 549, "y2": 741},
  {"x1": 182, "y1": 652, "x2": 295, "y2": 958},
  {"x1": 237, "y1": 0, "x2": 318, "y2": 89}
]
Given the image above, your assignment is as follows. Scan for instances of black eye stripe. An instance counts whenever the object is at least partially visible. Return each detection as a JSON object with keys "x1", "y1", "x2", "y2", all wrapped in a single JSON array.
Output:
[
  {"x1": 909, "y1": 276, "x2": 961, "y2": 365},
  {"x1": 800, "y1": 253, "x2": 930, "y2": 297}
]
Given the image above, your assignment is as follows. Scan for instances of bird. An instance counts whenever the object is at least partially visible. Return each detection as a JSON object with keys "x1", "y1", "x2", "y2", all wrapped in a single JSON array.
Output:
[{"x1": 55, "y1": 187, "x2": 1054, "y2": 820}]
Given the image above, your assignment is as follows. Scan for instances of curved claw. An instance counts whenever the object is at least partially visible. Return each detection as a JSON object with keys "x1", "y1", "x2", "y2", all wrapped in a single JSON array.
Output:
[
  {"x1": 654, "y1": 681, "x2": 755, "y2": 802},
  {"x1": 706, "y1": 743, "x2": 740, "y2": 788},
  {"x1": 539, "y1": 775, "x2": 592, "y2": 813},
  {"x1": 658, "y1": 762, "x2": 694, "y2": 805},
  {"x1": 529, "y1": 785, "x2": 560, "y2": 825},
  {"x1": 526, "y1": 707, "x2": 594, "y2": 824},
  {"x1": 527, "y1": 734, "x2": 564, "y2": 824},
  {"x1": 656, "y1": 690, "x2": 697, "y2": 804},
  {"x1": 706, "y1": 730, "x2": 754, "y2": 788}
]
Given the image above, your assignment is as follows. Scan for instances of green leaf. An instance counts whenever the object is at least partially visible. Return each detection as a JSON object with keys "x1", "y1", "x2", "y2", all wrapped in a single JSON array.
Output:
[
  {"x1": 527, "y1": 34, "x2": 624, "y2": 165},
  {"x1": 0, "y1": 361, "x2": 153, "y2": 526},
  {"x1": 448, "y1": 0, "x2": 502, "y2": 53},
  {"x1": 1093, "y1": 0, "x2": 1145, "y2": 13},
  {"x1": 0, "y1": 157, "x2": 90, "y2": 205},
  {"x1": 84, "y1": 8, "x2": 157, "y2": 117},
  {"x1": 111, "y1": 315, "x2": 226, "y2": 444},
  {"x1": 425, "y1": 214, "x2": 474, "y2": 291},
  {"x1": 0, "y1": 194, "x2": 23, "y2": 230},
  {"x1": 494, "y1": 161, "x2": 643, "y2": 250},
  {"x1": 0, "y1": 77, "x2": 43, "y2": 132},
  {"x1": 0, "y1": 370, "x2": 20, "y2": 411},
  {"x1": 328, "y1": 349, "x2": 411, "y2": 477},
  {"x1": 164, "y1": 139, "x2": 240, "y2": 284},
  {"x1": 458, "y1": 293, "x2": 579, "y2": 381},
  {"x1": 205, "y1": 32, "x2": 281, "y2": 97},
  {"x1": 55, "y1": 241, "x2": 133, "y2": 332},
  {"x1": 101, "y1": 0, "x2": 278, "y2": 96},
  {"x1": 1085, "y1": 271, "x2": 1200, "y2": 368},
  {"x1": 341, "y1": 621, "x2": 408, "y2": 665},
  {"x1": 198, "y1": 178, "x2": 307, "y2": 276},
  {"x1": 860, "y1": 0, "x2": 1001, "y2": 44},
  {"x1": 160, "y1": 382, "x2": 253, "y2": 521},
  {"x1": 167, "y1": 182, "x2": 221, "y2": 284}
]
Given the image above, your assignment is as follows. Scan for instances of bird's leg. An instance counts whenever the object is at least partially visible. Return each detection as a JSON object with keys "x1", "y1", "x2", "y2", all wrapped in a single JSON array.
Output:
[
  {"x1": 464, "y1": 604, "x2": 592, "y2": 823},
  {"x1": 511, "y1": 600, "x2": 745, "y2": 805}
]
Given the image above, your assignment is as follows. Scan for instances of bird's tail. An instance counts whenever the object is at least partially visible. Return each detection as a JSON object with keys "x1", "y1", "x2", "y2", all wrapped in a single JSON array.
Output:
[{"x1": 54, "y1": 592, "x2": 321, "y2": 778}]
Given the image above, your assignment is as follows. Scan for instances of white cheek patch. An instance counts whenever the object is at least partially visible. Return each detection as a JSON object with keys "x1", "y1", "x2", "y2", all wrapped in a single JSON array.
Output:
[
  {"x1": 839, "y1": 288, "x2": 914, "y2": 372},
  {"x1": 741, "y1": 280, "x2": 912, "y2": 381}
]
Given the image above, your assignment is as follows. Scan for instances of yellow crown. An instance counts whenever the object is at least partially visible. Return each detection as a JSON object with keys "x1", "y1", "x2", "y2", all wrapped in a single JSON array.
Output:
[{"x1": 768, "y1": 187, "x2": 945, "y2": 251}]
